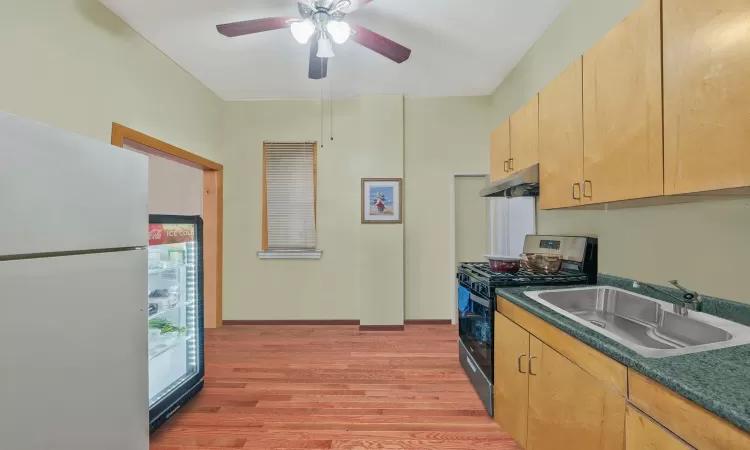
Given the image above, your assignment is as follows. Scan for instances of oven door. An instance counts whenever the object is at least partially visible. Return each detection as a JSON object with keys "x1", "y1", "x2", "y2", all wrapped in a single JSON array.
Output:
[{"x1": 458, "y1": 283, "x2": 494, "y2": 379}]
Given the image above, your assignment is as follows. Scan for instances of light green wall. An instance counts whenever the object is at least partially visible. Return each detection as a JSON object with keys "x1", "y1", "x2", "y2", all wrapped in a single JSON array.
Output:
[
  {"x1": 2, "y1": 0, "x2": 491, "y2": 323},
  {"x1": 0, "y1": 0, "x2": 222, "y2": 160},
  {"x1": 404, "y1": 97, "x2": 490, "y2": 320},
  {"x1": 357, "y1": 95, "x2": 405, "y2": 326},
  {"x1": 220, "y1": 96, "x2": 490, "y2": 321},
  {"x1": 490, "y1": 0, "x2": 750, "y2": 304},
  {"x1": 220, "y1": 98, "x2": 408, "y2": 323},
  {"x1": 454, "y1": 176, "x2": 490, "y2": 264},
  {"x1": 221, "y1": 100, "x2": 360, "y2": 321}
]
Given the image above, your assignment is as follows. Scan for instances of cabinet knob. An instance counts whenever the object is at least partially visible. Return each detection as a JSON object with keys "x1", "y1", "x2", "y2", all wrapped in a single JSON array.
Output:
[
  {"x1": 504, "y1": 160, "x2": 510, "y2": 172},
  {"x1": 508, "y1": 158, "x2": 514, "y2": 172},
  {"x1": 572, "y1": 183, "x2": 581, "y2": 200},
  {"x1": 517, "y1": 353, "x2": 527, "y2": 374},
  {"x1": 528, "y1": 356, "x2": 538, "y2": 376}
]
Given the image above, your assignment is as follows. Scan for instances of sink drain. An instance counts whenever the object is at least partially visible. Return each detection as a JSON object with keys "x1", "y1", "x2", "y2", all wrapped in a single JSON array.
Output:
[{"x1": 589, "y1": 320, "x2": 607, "y2": 329}]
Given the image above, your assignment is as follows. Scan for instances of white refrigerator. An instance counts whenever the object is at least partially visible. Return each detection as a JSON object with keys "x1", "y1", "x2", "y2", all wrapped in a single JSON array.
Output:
[{"x1": 0, "y1": 112, "x2": 149, "y2": 450}]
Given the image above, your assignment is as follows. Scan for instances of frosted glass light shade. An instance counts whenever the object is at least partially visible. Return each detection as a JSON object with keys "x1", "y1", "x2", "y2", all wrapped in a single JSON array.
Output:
[
  {"x1": 317, "y1": 35, "x2": 335, "y2": 58},
  {"x1": 291, "y1": 20, "x2": 315, "y2": 44},
  {"x1": 326, "y1": 21, "x2": 351, "y2": 44}
]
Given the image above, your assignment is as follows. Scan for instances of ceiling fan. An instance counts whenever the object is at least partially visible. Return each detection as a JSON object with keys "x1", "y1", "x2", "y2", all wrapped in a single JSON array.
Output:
[{"x1": 216, "y1": 0, "x2": 412, "y2": 80}]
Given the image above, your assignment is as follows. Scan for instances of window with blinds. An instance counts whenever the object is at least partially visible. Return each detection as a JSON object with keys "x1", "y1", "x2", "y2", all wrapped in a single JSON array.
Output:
[{"x1": 263, "y1": 142, "x2": 317, "y2": 250}]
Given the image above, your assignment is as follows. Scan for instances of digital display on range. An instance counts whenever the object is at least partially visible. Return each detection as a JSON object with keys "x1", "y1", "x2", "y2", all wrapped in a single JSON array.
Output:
[{"x1": 539, "y1": 239, "x2": 561, "y2": 250}]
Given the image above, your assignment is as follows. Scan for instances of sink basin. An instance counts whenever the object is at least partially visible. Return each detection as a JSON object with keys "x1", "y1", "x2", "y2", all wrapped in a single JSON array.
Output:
[{"x1": 524, "y1": 286, "x2": 750, "y2": 357}]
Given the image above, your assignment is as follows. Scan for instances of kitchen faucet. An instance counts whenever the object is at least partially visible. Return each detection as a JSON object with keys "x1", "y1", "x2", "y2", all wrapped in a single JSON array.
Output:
[
  {"x1": 632, "y1": 279, "x2": 703, "y2": 316},
  {"x1": 668, "y1": 280, "x2": 703, "y2": 312}
]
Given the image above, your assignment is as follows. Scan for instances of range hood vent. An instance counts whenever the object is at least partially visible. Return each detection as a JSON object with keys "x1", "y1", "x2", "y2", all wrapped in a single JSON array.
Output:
[{"x1": 480, "y1": 164, "x2": 539, "y2": 198}]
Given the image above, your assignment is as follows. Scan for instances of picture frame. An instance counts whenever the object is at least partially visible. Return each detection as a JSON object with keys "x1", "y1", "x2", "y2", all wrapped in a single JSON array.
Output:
[{"x1": 361, "y1": 178, "x2": 403, "y2": 224}]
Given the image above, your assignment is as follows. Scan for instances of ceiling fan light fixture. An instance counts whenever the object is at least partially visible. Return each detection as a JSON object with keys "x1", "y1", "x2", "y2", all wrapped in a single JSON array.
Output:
[
  {"x1": 326, "y1": 20, "x2": 351, "y2": 44},
  {"x1": 316, "y1": 35, "x2": 336, "y2": 58},
  {"x1": 291, "y1": 20, "x2": 315, "y2": 44}
]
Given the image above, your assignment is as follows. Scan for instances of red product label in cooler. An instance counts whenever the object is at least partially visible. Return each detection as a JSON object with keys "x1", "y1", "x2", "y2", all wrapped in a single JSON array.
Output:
[{"x1": 149, "y1": 224, "x2": 195, "y2": 246}]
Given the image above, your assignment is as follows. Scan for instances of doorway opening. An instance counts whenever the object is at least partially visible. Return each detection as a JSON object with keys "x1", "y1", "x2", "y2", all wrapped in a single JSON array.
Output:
[
  {"x1": 111, "y1": 123, "x2": 224, "y2": 328},
  {"x1": 450, "y1": 174, "x2": 490, "y2": 324}
]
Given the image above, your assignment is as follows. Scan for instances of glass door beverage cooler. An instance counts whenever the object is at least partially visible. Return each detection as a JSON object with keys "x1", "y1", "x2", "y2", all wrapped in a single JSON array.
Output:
[{"x1": 147, "y1": 215, "x2": 204, "y2": 432}]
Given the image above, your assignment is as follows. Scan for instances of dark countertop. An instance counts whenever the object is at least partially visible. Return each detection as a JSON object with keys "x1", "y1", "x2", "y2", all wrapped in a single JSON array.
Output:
[{"x1": 495, "y1": 275, "x2": 750, "y2": 433}]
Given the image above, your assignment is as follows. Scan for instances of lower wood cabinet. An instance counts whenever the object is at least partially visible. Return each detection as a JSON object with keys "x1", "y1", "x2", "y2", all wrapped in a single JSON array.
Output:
[
  {"x1": 494, "y1": 312, "x2": 625, "y2": 450},
  {"x1": 625, "y1": 404, "x2": 692, "y2": 450},
  {"x1": 629, "y1": 369, "x2": 750, "y2": 450},
  {"x1": 493, "y1": 313, "x2": 530, "y2": 447},
  {"x1": 526, "y1": 336, "x2": 625, "y2": 450},
  {"x1": 495, "y1": 297, "x2": 750, "y2": 450}
]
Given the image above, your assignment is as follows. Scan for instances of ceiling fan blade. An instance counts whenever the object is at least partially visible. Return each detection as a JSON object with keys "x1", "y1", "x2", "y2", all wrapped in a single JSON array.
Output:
[
  {"x1": 351, "y1": 25, "x2": 411, "y2": 63},
  {"x1": 308, "y1": 39, "x2": 328, "y2": 80},
  {"x1": 216, "y1": 17, "x2": 295, "y2": 37}
]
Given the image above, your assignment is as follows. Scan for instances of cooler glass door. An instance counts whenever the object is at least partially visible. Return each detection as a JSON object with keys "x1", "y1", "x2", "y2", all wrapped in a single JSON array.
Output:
[{"x1": 147, "y1": 216, "x2": 204, "y2": 429}]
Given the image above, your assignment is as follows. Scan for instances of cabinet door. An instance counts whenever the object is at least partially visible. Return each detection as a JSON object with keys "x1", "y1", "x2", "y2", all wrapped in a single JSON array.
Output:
[
  {"x1": 527, "y1": 336, "x2": 625, "y2": 450},
  {"x1": 582, "y1": 0, "x2": 663, "y2": 204},
  {"x1": 510, "y1": 95, "x2": 539, "y2": 174},
  {"x1": 490, "y1": 120, "x2": 511, "y2": 182},
  {"x1": 493, "y1": 313, "x2": 530, "y2": 448},
  {"x1": 663, "y1": 0, "x2": 750, "y2": 194},
  {"x1": 539, "y1": 58, "x2": 584, "y2": 209},
  {"x1": 626, "y1": 405, "x2": 693, "y2": 450}
]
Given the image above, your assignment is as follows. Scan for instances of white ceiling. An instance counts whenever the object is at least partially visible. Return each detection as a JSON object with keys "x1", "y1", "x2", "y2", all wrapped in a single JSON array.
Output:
[{"x1": 100, "y1": 0, "x2": 569, "y2": 100}]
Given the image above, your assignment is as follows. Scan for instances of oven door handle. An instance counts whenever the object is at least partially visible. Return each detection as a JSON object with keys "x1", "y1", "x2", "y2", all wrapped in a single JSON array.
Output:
[
  {"x1": 469, "y1": 293, "x2": 490, "y2": 309},
  {"x1": 462, "y1": 313, "x2": 485, "y2": 319}
]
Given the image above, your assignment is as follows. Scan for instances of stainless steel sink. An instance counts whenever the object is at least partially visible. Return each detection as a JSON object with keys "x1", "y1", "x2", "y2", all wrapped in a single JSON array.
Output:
[{"x1": 524, "y1": 286, "x2": 750, "y2": 357}]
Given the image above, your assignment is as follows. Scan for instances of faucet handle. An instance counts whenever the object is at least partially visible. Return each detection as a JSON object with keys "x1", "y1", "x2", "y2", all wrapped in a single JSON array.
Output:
[{"x1": 668, "y1": 280, "x2": 701, "y2": 304}]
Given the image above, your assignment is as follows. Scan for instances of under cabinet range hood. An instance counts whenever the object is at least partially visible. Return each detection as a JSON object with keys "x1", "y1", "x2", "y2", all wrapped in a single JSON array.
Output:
[{"x1": 480, "y1": 164, "x2": 539, "y2": 198}]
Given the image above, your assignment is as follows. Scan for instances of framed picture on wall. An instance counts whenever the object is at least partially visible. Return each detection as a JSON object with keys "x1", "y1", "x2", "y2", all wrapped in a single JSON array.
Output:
[{"x1": 361, "y1": 178, "x2": 403, "y2": 224}]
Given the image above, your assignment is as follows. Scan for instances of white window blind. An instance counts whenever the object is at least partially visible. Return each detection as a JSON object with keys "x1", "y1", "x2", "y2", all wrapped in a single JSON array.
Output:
[{"x1": 264, "y1": 142, "x2": 317, "y2": 250}]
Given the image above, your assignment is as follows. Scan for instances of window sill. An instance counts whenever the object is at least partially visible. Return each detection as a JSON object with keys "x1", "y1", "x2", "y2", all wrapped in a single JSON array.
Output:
[{"x1": 257, "y1": 250, "x2": 323, "y2": 260}]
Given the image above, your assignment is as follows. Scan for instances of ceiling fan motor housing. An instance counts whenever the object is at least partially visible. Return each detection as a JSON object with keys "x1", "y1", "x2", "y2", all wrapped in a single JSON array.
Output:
[{"x1": 313, "y1": 10, "x2": 332, "y2": 30}]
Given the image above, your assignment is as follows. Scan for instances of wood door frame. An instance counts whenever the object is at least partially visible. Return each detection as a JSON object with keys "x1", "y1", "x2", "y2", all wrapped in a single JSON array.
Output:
[{"x1": 111, "y1": 123, "x2": 224, "y2": 328}]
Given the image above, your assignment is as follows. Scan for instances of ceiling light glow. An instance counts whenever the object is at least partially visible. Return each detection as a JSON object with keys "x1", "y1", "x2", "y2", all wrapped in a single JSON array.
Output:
[
  {"x1": 291, "y1": 20, "x2": 316, "y2": 44},
  {"x1": 317, "y1": 35, "x2": 336, "y2": 58},
  {"x1": 327, "y1": 21, "x2": 351, "y2": 44}
]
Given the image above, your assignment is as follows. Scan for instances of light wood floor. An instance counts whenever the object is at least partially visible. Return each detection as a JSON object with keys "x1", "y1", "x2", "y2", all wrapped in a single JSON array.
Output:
[{"x1": 150, "y1": 325, "x2": 520, "y2": 449}]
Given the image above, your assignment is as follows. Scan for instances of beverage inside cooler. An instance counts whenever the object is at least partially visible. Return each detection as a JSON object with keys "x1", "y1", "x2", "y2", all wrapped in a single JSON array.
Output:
[{"x1": 148, "y1": 216, "x2": 204, "y2": 432}]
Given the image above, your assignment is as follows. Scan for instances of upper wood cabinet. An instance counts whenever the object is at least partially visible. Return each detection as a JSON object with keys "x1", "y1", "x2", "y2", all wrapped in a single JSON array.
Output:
[
  {"x1": 526, "y1": 336, "x2": 626, "y2": 450},
  {"x1": 493, "y1": 313, "x2": 530, "y2": 447},
  {"x1": 510, "y1": 95, "x2": 539, "y2": 174},
  {"x1": 582, "y1": 0, "x2": 663, "y2": 204},
  {"x1": 490, "y1": 120, "x2": 511, "y2": 182},
  {"x1": 539, "y1": 58, "x2": 584, "y2": 209},
  {"x1": 663, "y1": 0, "x2": 750, "y2": 195},
  {"x1": 625, "y1": 405, "x2": 692, "y2": 450}
]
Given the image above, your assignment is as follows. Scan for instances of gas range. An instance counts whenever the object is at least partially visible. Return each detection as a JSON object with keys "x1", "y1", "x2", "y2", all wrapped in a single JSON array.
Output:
[
  {"x1": 457, "y1": 263, "x2": 590, "y2": 298},
  {"x1": 457, "y1": 235, "x2": 598, "y2": 417}
]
